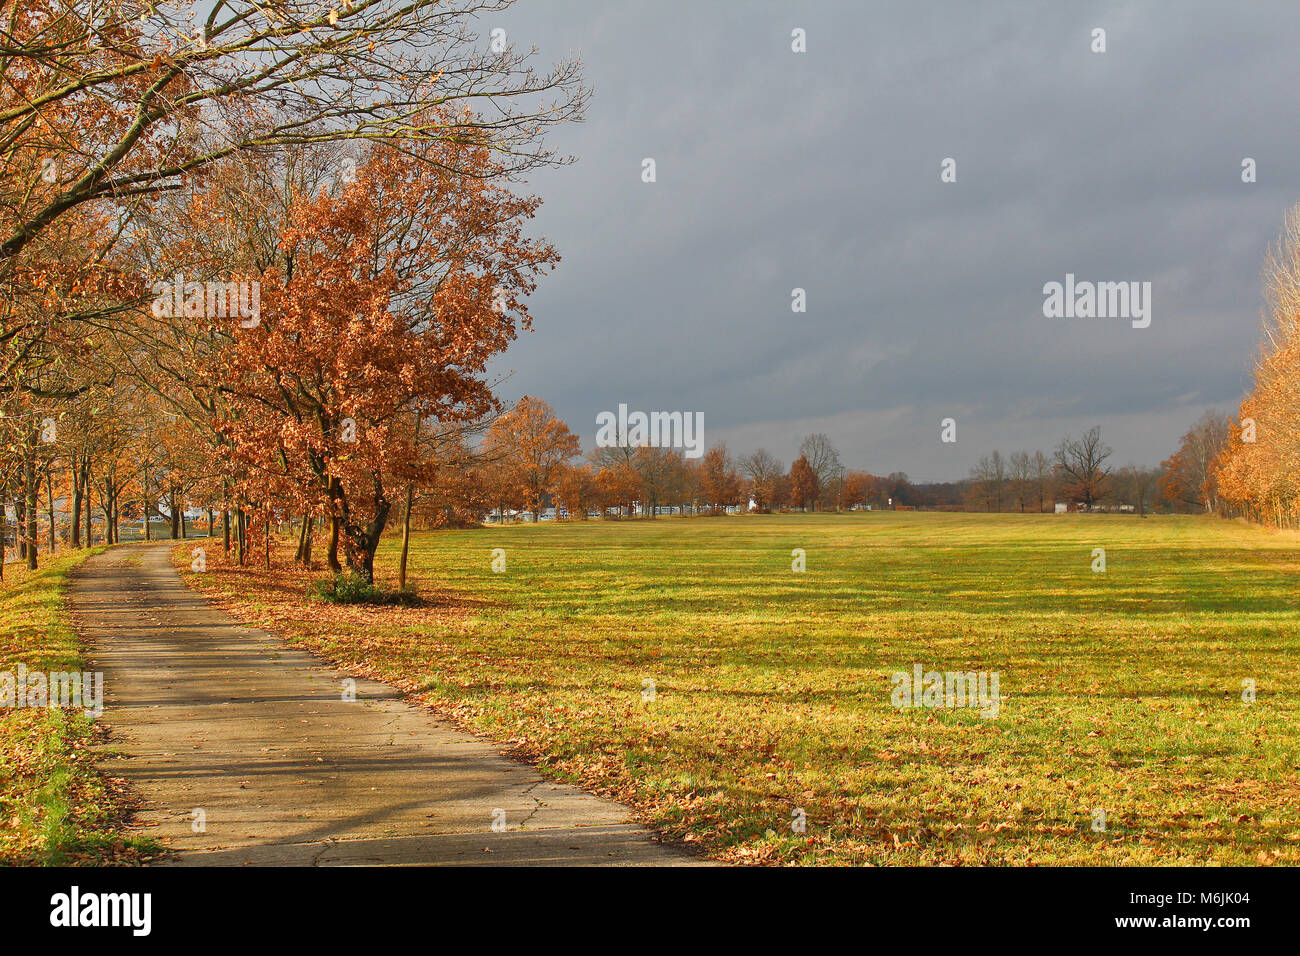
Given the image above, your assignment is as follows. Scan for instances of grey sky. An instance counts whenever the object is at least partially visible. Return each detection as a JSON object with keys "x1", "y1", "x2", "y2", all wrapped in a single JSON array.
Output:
[{"x1": 486, "y1": 0, "x2": 1300, "y2": 481}]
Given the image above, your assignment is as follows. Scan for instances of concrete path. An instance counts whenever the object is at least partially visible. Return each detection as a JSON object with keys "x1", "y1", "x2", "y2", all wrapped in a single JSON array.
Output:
[{"x1": 69, "y1": 543, "x2": 696, "y2": 866}]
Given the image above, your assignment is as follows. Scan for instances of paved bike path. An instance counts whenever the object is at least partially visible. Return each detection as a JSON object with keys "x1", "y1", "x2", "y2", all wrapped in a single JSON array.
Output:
[{"x1": 69, "y1": 543, "x2": 696, "y2": 866}]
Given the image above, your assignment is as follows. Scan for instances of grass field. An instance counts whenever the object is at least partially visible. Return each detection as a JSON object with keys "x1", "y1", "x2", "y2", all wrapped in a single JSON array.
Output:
[
  {"x1": 181, "y1": 512, "x2": 1300, "y2": 865},
  {"x1": 0, "y1": 549, "x2": 160, "y2": 865}
]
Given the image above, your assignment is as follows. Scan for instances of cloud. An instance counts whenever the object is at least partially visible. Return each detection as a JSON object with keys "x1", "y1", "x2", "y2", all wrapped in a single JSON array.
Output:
[{"x1": 488, "y1": 1, "x2": 1294, "y2": 479}]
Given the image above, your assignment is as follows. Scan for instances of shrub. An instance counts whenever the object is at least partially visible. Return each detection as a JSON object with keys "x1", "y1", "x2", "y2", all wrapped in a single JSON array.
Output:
[{"x1": 308, "y1": 573, "x2": 420, "y2": 606}]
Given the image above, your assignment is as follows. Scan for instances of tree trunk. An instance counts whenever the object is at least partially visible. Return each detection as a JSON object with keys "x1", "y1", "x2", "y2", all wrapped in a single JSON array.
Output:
[
  {"x1": 399, "y1": 482, "x2": 414, "y2": 590},
  {"x1": 294, "y1": 515, "x2": 309, "y2": 564},
  {"x1": 71, "y1": 464, "x2": 83, "y2": 548},
  {"x1": 83, "y1": 462, "x2": 93, "y2": 546},
  {"x1": 327, "y1": 515, "x2": 342, "y2": 573},
  {"x1": 0, "y1": 488, "x2": 7, "y2": 582},
  {"x1": 46, "y1": 465, "x2": 55, "y2": 552},
  {"x1": 15, "y1": 483, "x2": 27, "y2": 561},
  {"x1": 111, "y1": 486, "x2": 118, "y2": 543},
  {"x1": 340, "y1": 497, "x2": 392, "y2": 585},
  {"x1": 25, "y1": 456, "x2": 38, "y2": 570},
  {"x1": 302, "y1": 516, "x2": 314, "y2": 569},
  {"x1": 142, "y1": 464, "x2": 151, "y2": 540}
]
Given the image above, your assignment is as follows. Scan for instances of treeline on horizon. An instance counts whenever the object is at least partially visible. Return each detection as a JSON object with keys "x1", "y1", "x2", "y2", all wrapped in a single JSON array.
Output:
[{"x1": 463, "y1": 406, "x2": 1235, "y2": 520}]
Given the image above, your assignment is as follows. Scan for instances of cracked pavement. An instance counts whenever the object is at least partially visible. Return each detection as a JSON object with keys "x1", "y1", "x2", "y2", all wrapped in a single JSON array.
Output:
[{"x1": 69, "y1": 543, "x2": 700, "y2": 866}]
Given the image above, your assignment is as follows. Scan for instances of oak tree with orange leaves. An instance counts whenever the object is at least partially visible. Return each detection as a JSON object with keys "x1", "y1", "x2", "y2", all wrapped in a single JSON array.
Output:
[
  {"x1": 213, "y1": 129, "x2": 560, "y2": 581},
  {"x1": 483, "y1": 396, "x2": 580, "y2": 521}
]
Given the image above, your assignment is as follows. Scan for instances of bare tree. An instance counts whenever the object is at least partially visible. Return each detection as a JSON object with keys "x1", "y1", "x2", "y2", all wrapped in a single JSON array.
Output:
[
  {"x1": 1032, "y1": 450, "x2": 1052, "y2": 513},
  {"x1": 798, "y1": 433, "x2": 842, "y2": 509},
  {"x1": 1116, "y1": 464, "x2": 1160, "y2": 516},
  {"x1": 1008, "y1": 450, "x2": 1031, "y2": 512},
  {"x1": 969, "y1": 451, "x2": 1006, "y2": 512},
  {"x1": 1055, "y1": 426, "x2": 1112, "y2": 509}
]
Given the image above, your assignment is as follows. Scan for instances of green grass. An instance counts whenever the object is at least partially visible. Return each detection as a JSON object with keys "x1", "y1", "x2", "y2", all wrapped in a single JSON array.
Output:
[
  {"x1": 0, "y1": 549, "x2": 160, "y2": 865},
  {"x1": 187, "y1": 512, "x2": 1300, "y2": 865}
]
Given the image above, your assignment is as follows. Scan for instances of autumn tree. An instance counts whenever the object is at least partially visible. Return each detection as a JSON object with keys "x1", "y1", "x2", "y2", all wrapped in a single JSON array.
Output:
[
  {"x1": 594, "y1": 458, "x2": 640, "y2": 519},
  {"x1": 484, "y1": 397, "x2": 580, "y2": 521},
  {"x1": 788, "y1": 455, "x2": 819, "y2": 511},
  {"x1": 415, "y1": 430, "x2": 497, "y2": 529},
  {"x1": 1160, "y1": 411, "x2": 1231, "y2": 513},
  {"x1": 840, "y1": 470, "x2": 874, "y2": 508},
  {"x1": 0, "y1": 0, "x2": 586, "y2": 266},
  {"x1": 554, "y1": 462, "x2": 598, "y2": 519},
  {"x1": 213, "y1": 130, "x2": 561, "y2": 581},
  {"x1": 698, "y1": 443, "x2": 742, "y2": 514},
  {"x1": 631, "y1": 446, "x2": 688, "y2": 518},
  {"x1": 1214, "y1": 206, "x2": 1300, "y2": 526},
  {"x1": 1, "y1": 6, "x2": 588, "y2": 550},
  {"x1": 740, "y1": 448, "x2": 782, "y2": 512}
]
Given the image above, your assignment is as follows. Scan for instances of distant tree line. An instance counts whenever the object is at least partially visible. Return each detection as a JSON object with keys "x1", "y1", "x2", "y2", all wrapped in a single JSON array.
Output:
[
  {"x1": 964, "y1": 426, "x2": 1168, "y2": 514},
  {"x1": 473, "y1": 413, "x2": 1205, "y2": 522}
]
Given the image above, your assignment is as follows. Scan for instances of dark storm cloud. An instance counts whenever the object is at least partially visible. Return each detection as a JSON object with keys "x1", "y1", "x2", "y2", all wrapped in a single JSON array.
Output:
[{"x1": 486, "y1": 0, "x2": 1299, "y2": 479}]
